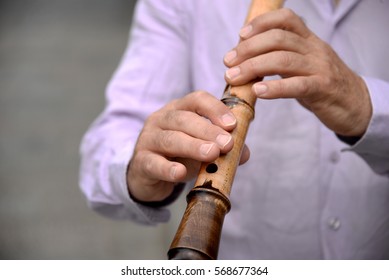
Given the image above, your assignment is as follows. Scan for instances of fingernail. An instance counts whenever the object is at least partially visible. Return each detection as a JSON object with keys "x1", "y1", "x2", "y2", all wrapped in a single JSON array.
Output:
[
  {"x1": 254, "y1": 83, "x2": 268, "y2": 96},
  {"x1": 239, "y1": 24, "x2": 252, "y2": 38},
  {"x1": 224, "y1": 50, "x2": 237, "y2": 64},
  {"x1": 216, "y1": 134, "x2": 232, "y2": 149},
  {"x1": 170, "y1": 166, "x2": 177, "y2": 179},
  {"x1": 226, "y1": 67, "x2": 240, "y2": 80},
  {"x1": 221, "y1": 113, "x2": 236, "y2": 126},
  {"x1": 200, "y1": 143, "x2": 214, "y2": 156}
]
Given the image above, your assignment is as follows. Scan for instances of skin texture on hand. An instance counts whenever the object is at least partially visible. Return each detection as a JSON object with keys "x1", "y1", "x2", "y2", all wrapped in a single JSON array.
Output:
[
  {"x1": 224, "y1": 8, "x2": 372, "y2": 137},
  {"x1": 127, "y1": 91, "x2": 250, "y2": 203}
]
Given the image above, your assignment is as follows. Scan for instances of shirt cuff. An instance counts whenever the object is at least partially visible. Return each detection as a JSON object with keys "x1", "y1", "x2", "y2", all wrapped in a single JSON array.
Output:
[
  {"x1": 340, "y1": 76, "x2": 389, "y2": 175},
  {"x1": 108, "y1": 142, "x2": 175, "y2": 225},
  {"x1": 130, "y1": 183, "x2": 186, "y2": 208},
  {"x1": 336, "y1": 134, "x2": 361, "y2": 146}
]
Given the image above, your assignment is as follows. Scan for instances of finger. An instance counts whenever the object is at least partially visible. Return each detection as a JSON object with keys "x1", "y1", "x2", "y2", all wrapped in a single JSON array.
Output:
[
  {"x1": 252, "y1": 76, "x2": 317, "y2": 100},
  {"x1": 225, "y1": 51, "x2": 310, "y2": 85},
  {"x1": 176, "y1": 158, "x2": 201, "y2": 181},
  {"x1": 128, "y1": 152, "x2": 184, "y2": 202},
  {"x1": 141, "y1": 128, "x2": 222, "y2": 162},
  {"x1": 155, "y1": 109, "x2": 233, "y2": 151},
  {"x1": 137, "y1": 151, "x2": 187, "y2": 182},
  {"x1": 239, "y1": 144, "x2": 250, "y2": 165},
  {"x1": 171, "y1": 91, "x2": 237, "y2": 130},
  {"x1": 240, "y1": 8, "x2": 311, "y2": 40},
  {"x1": 224, "y1": 29, "x2": 309, "y2": 67}
]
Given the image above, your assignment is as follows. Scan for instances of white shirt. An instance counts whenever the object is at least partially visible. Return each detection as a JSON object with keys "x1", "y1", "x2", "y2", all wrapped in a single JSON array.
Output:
[{"x1": 80, "y1": 0, "x2": 389, "y2": 259}]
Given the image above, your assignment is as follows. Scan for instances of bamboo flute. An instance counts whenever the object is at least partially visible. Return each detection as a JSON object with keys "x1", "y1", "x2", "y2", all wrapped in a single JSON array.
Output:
[{"x1": 168, "y1": 0, "x2": 285, "y2": 260}]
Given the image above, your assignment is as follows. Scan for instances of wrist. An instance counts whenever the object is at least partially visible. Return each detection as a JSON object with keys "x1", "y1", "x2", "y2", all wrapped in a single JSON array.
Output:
[{"x1": 129, "y1": 183, "x2": 185, "y2": 208}]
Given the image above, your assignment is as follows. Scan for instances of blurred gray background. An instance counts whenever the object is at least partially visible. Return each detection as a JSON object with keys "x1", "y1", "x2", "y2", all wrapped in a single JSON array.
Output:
[{"x1": 0, "y1": 0, "x2": 184, "y2": 259}]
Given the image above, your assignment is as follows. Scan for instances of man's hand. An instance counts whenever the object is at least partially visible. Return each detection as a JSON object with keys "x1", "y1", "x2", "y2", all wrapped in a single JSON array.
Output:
[
  {"x1": 224, "y1": 8, "x2": 372, "y2": 137},
  {"x1": 127, "y1": 91, "x2": 250, "y2": 203}
]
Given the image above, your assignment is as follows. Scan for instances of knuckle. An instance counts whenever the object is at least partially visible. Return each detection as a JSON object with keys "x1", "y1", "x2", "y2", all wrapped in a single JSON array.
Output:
[
  {"x1": 280, "y1": 8, "x2": 296, "y2": 21},
  {"x1": 190, "y1": 90, "x2": 208, "y2": 100},
  {"x1": 299, "y1": 79, "x2": 310, "y2": 97},
  {"x1": 164, "y1": 110, "x2": 184, "y2": 127},
  {"x1": 200, "y1": 124, "x2": 214, "y2": 139},
  {"x1": 270, "y1": 29, "x2": 286, "y2": 44},
  {"x1": 144, "y1": 111, "x2": 159, "y2": 125},
  {"x1": 166, "y1": 98, "x2": 179, "y2": 110},
  {"x1": 247, "y1": 58, "x2": 258, "y2": 72},
  {"x1": 158, "y1": 130, "x2": 176, "y2": 152},
  {"x1": 132, "y1": 150, "x2": 152, "y2": 176},
  {"x1": 238, "y1": 40, "x2": 253, "y2": 56},
  {"x1": 143, "y1": 155, "x2": 154, "y2": 175},
  {"x1": 278, "y1": 51, "x2": 293, "y2": 68},
  {"x1": 320, "y1": 75, "x2": 333, "y2": 89},
  {"x1": 135, "y1": 129, "x2": 152, "y2": 152},
  {"x1": 186, "y1": 90, "x2": 211, "y2": 108},
  {"x1": 276, "y1": 81, "x2": 287, "y2": 98}
]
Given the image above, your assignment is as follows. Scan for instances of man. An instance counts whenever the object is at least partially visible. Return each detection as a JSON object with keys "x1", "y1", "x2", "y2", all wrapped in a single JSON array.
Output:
[{"x1": 80, "y1": 0, "x2": 389, "y2": 259}]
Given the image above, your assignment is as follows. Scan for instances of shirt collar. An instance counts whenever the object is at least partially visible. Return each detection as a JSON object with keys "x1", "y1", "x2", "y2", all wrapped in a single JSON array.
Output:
[{"x1": 311, "y1": 0, "x2": 361, "y2": 24}]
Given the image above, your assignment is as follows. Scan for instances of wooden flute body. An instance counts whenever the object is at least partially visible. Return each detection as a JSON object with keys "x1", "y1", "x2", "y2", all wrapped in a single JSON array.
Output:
[{"x1": 168, "y1": 0, "x2": 285, "y2": 260}]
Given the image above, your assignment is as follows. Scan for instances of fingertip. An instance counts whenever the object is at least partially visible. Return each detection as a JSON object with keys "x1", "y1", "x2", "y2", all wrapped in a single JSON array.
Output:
[
  {"x1": 170, "y1": 163, "x2": 186, "y2": 181},
  {"x1": 253, "y1": 82, "x2": 269, "y2": 97},
  {"x1": 200, "y1": 143, "x2": 215, "y2": 157},
  {"x1": 221, "y1": 112, "x2": 237, "y2": 127},
  {"x1": 199, "y1": 142, "x2": 221, "y2": 162},
  {"x1": 239, "y1": 144, "x2": 251, "y2": 165},
  {"x1": 216, "y1": 134, "x2": 234, "y2": 154},
  {"x1": 239, "y1": 24, "x2": 253, "y2": 39},
  {"x1": 170, "y1": 165, "x2": 178, "y2": 180},
  {"x1": 224, "y1": 50, "x2": 237, "y2": 65},
  {"x1": 225, "y1": 67, "x2": 241, "y2": 81}
]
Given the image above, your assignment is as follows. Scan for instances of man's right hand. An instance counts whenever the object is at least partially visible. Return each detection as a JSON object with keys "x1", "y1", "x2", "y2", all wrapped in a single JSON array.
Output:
[{"x1": 126, "y1": 91, "x2": 249, "y2": 203}]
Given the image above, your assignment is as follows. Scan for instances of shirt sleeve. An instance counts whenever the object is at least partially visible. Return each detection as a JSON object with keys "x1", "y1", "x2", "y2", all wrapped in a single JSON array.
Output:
[
  {"x1": 341, "y1": 76, "x2": 389, "y2": 176},
  {"x1": 79, "y1": 0, "x2": 191, "y2": 225}
]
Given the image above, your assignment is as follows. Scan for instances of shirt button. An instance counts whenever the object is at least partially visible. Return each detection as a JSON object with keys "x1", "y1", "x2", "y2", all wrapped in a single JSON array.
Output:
[
  {"x1": 329, "y1": 151, "x2": 340, "y2": 163},
  {"x1": 328, "y1": 217, "x2": 341, "y2": 231}
]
